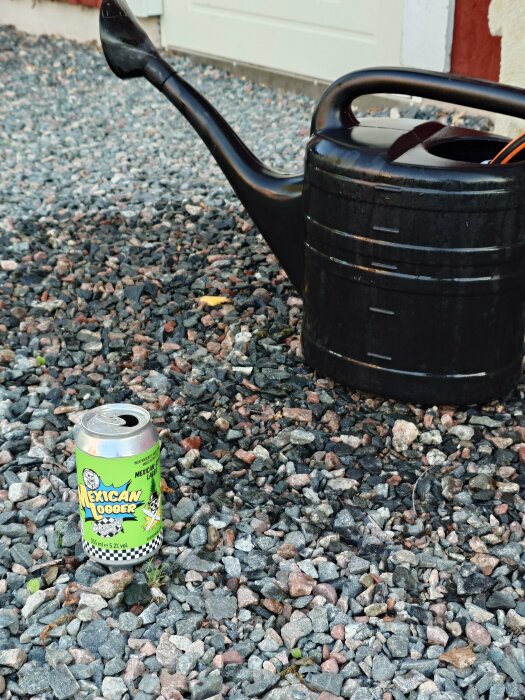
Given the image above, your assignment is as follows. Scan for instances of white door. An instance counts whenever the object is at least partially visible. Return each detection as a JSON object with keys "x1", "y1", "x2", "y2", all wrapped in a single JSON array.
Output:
[{"x1": 161, "y1": 0, "x2": 405, "y2": 82}]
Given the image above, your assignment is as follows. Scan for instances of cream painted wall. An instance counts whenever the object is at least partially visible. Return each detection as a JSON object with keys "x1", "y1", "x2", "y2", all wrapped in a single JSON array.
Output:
[{"x1": 489, "y1": 0, "x2": 525, "y2": 136}]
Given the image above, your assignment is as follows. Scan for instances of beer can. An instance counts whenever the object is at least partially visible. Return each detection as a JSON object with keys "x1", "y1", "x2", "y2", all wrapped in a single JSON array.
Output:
[{"x1": 75, "y1": 403, "x2": 162, "y2": 566}]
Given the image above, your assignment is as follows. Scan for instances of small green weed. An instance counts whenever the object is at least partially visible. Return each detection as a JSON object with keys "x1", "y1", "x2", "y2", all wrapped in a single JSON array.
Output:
[
  {"x1": 143, "y1": 561, "x2": 169, "y2": 588},
  {"x1": 27, "y1": 578, "x2": 41, "y2": 594}
]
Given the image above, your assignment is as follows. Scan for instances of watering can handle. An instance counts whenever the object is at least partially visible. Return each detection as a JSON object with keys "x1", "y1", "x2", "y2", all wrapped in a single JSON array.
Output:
[{"x1": 312, "y1": 67, "x2": 525, "y2": 132}]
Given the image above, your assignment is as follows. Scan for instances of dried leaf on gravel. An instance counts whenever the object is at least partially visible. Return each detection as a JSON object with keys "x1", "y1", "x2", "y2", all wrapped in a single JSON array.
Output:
[
  {"x1": 160, "y1": 478, "x2": 176, "y2": 494},
  {"x1": 439, "y1": 645, "x2": 476, "y2": 668},
  {"x1": 39, "y1": 624, "x2": 56, "y2": 646},
  {"x1": 198, "y1": 295, "x2": 230, "y2": 306},
  {"x1": 63, "y1": 589, "x2": 80, "y2": 607}
]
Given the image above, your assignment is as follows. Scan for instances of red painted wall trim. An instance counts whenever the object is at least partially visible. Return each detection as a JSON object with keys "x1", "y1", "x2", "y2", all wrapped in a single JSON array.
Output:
[{"x1": 451, "y1": 0, "x2": 500, "y2": 81}]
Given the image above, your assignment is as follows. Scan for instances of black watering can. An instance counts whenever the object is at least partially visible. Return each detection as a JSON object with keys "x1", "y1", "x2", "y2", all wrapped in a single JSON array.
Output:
[{"x1": 100, "y1": 0, "x2": 525, "y2": 405}]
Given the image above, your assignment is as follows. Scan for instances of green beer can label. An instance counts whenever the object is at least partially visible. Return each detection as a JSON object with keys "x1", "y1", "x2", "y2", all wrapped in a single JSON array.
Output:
[{"x1": 76, "y1": 441, "x2": 162, "y2": 557}]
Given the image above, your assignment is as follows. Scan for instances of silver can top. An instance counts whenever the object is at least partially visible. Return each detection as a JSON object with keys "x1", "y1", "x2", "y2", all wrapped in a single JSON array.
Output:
[
  {"x1": 80, "y1": 403, "x2": 150, "y2": 437},
  {"x1": 75, "y1": 403, "x2": 158, "y2": 458}
]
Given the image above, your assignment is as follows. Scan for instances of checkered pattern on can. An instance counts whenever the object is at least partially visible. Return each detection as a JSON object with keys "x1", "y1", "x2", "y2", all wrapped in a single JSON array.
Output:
[{"x1": 82, "y1": 533, "x2": 163, "y2": 563}]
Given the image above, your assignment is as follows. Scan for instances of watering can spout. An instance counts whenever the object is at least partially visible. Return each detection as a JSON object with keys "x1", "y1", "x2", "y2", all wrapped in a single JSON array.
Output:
[{"x1": 100, "y1": 0, "x2": 305, "y2": 291}]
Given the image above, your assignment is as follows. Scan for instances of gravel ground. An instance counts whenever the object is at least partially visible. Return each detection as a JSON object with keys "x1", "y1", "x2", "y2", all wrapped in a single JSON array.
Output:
[{"x1": 1, "y1": 25, "x2": 524, "y2": 700}]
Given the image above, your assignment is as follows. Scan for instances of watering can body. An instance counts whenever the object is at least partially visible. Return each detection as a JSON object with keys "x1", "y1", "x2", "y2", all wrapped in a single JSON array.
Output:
[
  {"x1": 100, "y1": 0, "x2": 525, "y2": 405},
  {"x1": 302, "y1": 118, "x2": 525, "y2": 404}
]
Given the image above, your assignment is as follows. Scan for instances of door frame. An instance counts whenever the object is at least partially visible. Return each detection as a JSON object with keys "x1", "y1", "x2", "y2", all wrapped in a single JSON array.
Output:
[{"x1": 402, "y1": 0, "x2": 456, "y2": 72}]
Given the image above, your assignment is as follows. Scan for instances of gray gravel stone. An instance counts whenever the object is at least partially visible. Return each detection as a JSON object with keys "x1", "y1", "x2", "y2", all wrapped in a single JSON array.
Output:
[
  {"x1": 172, "y1": 497, "x2": 197, "y2": 522},
  {"x1": 60, "y1": 520, "x2": 81, "y2": 547},
  {"x1": 77, "y1": 619, "x2": 110, "y2": 653},
  {"x1": 346, "y1": 554, "x2": 370, "y2": 575},
  {"x1": 308, "y1": 672, "x2": 344, "y2": 695},
  {"x1": 191, "y1": 670, "x2": 223, "y2": 700},
  {"x1": 139, "y1": 602, "x2": 160, "y2": 625},
  {"x1": 0, "y1": 608, "x2": 19, "y2": 629},
  {"x1": 265, "y1": 687, "x2": 316, "y2": 700},
  {"x1": 372, "y1": 653, "x2": 396, "y2": 681},
  {"x1": 222, "y1": 556, "x2": 242, "y2": 578},
  {"x1": 0, "y1": 648, "x2": 27, "y2": 669},
  {"x1": 317, "y1": 561, "x2": 339, "y2": 581},
  {"x1": 499, "y1": 656, "x2": 524, "y2": 684},
  {"x1": 347, "y1": 689, "x2": 374, "y2": 700},
  {"x1": 118, "y1": 611, "x2": 139, "y2": 632},
  {"x1": 48, "y1": 664, "x2": 80, "y2": 699},
  {"x1": 10, "y1": 542, "x2": 33, "y2": 568},
  {"x1": 488, "y1": 685, "x2": 506, "y2": 700},
  {"x1": 486, "y1": 590, "x2": 516, "y2": 609},
  {"x1": 393, "y1": 670, "x2": 427, "y2": 693},
  {"x1": 138, "y1": 673, "x2": 161, "y2": 694},
  {"x1": 101, "y1": 676, "x2": 128, "y2": 700},
  {"x1": 189, "y1": 524, "x2": 208, "y2": 547},
  {"x1": 387, "y1": 634, "x2": 410, "y2": 658},
  {"x1": 281, "y1": 616, "x2": 313, "y2": 648},
  {"x1": 104, "y1": 657, "x2": 126, "y2": 675},
  {"x1": 156, "y1": 635, "x2": 179, "y2": 671},
  {"x1": 448, "y1": 425, "x2": 475, "y2": 441},
  {"x1": 205, "y1": 593, "x2": 237, "y2": 621},
  {"x1": 470, "y1": 416, "x2": 503, "y2": 428},
  {"x1": 177, "y1": 551, "x2": 221, "y2": 573},
  {"x1": 308, "y1": 607, "x2": 329, "y2": 633},
  {"x1": 290, "y1": 429, "x2": 315, "y2": 445},
  {"x1": 244, "y1": 670, "x2": 279, "y2": 696},
  {"x1": 0, "y1": 523, "x2": 27, "y2": 538},
  {"x1": 8, "y1": 481, "x2": 36, "y2": 503},
  {"x1": 18, "y1": 664, "x2": 51, "y2": 694}
]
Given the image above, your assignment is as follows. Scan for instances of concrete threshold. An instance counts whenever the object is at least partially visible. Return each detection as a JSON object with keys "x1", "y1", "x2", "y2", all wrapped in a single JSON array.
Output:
[
  {"x1": 165, "y1": 46, "x2": 409, "y2": 110},
  {"x1": 166, "y1": 47, "x2": 497, "y2": 126}
]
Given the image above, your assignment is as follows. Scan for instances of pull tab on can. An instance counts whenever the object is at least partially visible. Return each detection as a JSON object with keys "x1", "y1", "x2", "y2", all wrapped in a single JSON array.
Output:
[{"x1": 75, "y1": 403, "x2": 163, "y2": 567}]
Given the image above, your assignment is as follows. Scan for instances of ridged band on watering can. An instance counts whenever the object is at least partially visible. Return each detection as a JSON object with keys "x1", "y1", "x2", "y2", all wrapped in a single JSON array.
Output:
[
  {"x1": 99, "y1": 0, "x2": 525, "y2": 405},
  {"x1": 75, "y1": 404, "x2": 162, "y2": 566}
]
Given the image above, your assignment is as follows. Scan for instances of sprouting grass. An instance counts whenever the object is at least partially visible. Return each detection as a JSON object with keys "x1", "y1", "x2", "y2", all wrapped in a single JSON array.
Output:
[{"x1": 143, "y1": 560, "x2": 169, "y2": 588}]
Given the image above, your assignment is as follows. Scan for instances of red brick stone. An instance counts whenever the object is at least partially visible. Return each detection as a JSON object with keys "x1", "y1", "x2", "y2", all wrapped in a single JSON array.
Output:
[
  {"x1": 181, "y1": 436, "x2": 202, "y2": 452},
  {"x1": 234, "y1": 449, "x2": 256, "y2": 465},
  {"x1": 282, "y1": 407, "x2": 312, "y2": 423},
  {"x1": 288, "y1": 571, "x2": 315, "y2": 597}
]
